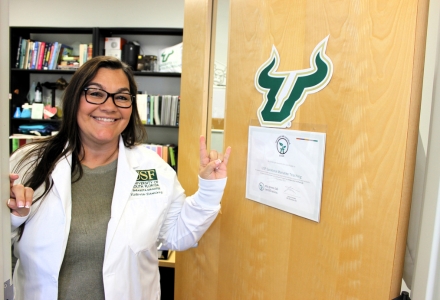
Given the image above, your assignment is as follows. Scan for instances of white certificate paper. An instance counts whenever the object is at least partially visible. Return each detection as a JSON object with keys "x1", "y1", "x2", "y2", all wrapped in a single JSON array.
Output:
[{"x1": 246, "y1": 126, "x2": 326, "y2": 222}]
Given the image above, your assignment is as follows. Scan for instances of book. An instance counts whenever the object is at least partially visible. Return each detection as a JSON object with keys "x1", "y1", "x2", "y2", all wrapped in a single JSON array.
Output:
[
  {"x1": 163, "y1": 95, "x2": 173, "y2": 125},
  {"x1": 57, "y1": 64, "x2": 80, "y2": 70},
  {"x1": 153, "y1": 95, "x2": 161, "y2": 125},
  {"x1": 160, "y1": 95, "x2": 166, "y2": 125},
  {"x1": 49, "y1": 42, "x2": 60, "y2": 70},
  {"x1": 26, "y1": 41, "x2": 34, "y2": 69},
  {"x1": 170, "y1": 95, "x2": 179, "y2": 126},
  {"x1": 168, "y1": 145, "x2": 177, "y2": 171},
  {"x1": 79, "y1": 43, "x2": 88, "y2": 66},
  {"x1": 30, "y1": 41, "x2": 39, "y2": 69},
  {"x1": 175, "y1": 97, "x2": 180, "y2": 126},
  {"x1": 155, "y1": 144, "x2": 162, "y2": 157},
  {"x1": 146, "y1": 95, "x2": 151, "y2": 124},
  {"x1": 15, "y1": 36, "x2": 22, "y2": 68},
  {"x1": 46, "y1": 43, "x2": 56, "y2": 70},
  {"x1": 60, "y1": 44, "x2": 73, "y2": 57},
  {"x1": 162, "y1": 145, "x2": 169, "y2": 164},
  {"x1": 149, "y1": 95, "x2": 154, "y2": 125},
  {"x1": 42, "y1": 42, "x2": 51, "y2": 69},
  {"x1": 23, "y1": 40, "x2": 31, "y2": 70},
  {"x1": 87, "y1": 43, "x2": 93, "y2": 60},
  {"x1": 18, "y1": 38, "x2": 28, "y2": 69},
  {"x1": 136, "y1": 94, "x2": 148, "y2": 124},
  {"x1": 56, "y1": 44, "x2": 74, "y2": 68},
  {"x1": 36, "y1": 42, "x2": 46, "y2": 70}
]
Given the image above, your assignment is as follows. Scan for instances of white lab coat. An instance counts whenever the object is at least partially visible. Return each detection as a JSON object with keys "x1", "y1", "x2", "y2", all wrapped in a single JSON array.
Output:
[{"x1": 10, "y1": 137, "x2": 226, "y2": 300}]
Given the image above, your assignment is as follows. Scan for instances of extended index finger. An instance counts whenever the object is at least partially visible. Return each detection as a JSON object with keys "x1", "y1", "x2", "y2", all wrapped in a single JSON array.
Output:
[{"x1": 199, "y1": 136, "x2": 209, "y2": 166}]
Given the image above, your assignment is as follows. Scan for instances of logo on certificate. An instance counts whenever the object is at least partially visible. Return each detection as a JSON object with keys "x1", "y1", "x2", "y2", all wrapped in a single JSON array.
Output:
[
  {"x1": 276, "y1": 136, "x2": 290, "y2": 155},
  {"x1": 259, "y1": 182, "x2": 264, "y2": 191}
]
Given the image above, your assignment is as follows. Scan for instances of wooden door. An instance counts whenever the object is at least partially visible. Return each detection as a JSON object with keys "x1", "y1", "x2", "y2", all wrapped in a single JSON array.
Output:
[{"x1": 176, "y1": 0, "x2": 429, "y2": 299}]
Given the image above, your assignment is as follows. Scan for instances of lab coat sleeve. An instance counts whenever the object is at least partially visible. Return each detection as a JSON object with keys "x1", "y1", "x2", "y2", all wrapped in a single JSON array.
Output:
[
  {"x1": 9, "y1": 145, "x2": 42, "y2": 242},
  {"x1": 10, "y1": 214, "x2": 29, "y2": 237},
  {"x1": 159, "y1": 175, "x2": 227, "y2": 251}
]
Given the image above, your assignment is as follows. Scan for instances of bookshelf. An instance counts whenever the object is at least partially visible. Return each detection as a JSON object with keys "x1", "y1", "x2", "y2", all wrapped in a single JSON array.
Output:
[
  {"x1": 9, "y1": 26, "x2": 182, "y2": 149},
  {"x1": 9, "y1": 26, "x2": 180, "y2": 297}
]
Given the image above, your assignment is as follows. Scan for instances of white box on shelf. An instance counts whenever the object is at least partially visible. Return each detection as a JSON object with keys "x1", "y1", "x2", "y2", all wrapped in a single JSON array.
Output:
[
  {"x1": 158, "y1": 43, "x2": 182, "y2": 73},
  {"x1": 105, "y1": 37, "x2": 127, "y2": 50},
  {"x1": 105, "y1": 49, "x2": 122, "y2": 60},
  {"x1": 31, "y1": 103, "x2": 44, "y2": 119}
]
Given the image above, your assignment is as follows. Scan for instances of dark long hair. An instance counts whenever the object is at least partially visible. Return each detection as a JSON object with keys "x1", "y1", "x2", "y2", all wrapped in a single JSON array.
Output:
[{"x1": 12, "y1": 56, "x2": 147, "y2": 238}]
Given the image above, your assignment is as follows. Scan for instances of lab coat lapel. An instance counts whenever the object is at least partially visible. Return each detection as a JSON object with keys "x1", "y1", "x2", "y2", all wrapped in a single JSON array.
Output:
[
  {"x1": 51, "y1": 153, "x2": 72, "y2": 253},
  {"x1": 104, "y1": 137, "x2": 139, "y2": 256}
]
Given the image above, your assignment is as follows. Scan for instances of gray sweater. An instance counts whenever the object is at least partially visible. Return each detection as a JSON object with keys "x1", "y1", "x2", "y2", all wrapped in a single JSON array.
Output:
[{"x1": 58, "y1": 159, "x2": 117, "y2": 300}]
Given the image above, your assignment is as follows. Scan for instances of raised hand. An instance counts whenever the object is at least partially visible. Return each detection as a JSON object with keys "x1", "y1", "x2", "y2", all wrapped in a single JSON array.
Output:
[
  {"x1": 199, "y1": 136, "x2": 231, "y2": 180},
  {"x1": 7, "y1": 174, "x2": 33, "y2": 217}
]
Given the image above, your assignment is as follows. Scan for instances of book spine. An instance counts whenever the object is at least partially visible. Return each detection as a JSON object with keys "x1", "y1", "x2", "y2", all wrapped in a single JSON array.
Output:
[
  {"x1": 43, "y1": 43, "x2": 51, "y2": 69},
  {"x1": 36, "y1": 42, "x2": 46, "y2": 70},
  {"x1": 47, "y1": 43, "x2": 56, "y2": 70},
  {"x1": 79, "y1": 44, "x2": 86, "y2": 66},
  {"x1": 15, "y1": 36, "x2": 22, "y2": 68},
  {"x1": 155, "y1": 145, "x2": 162, "y2": 158},
  {"x1": 136, "y1": 94, "x2": 147, "y2": 124},
  {"x1": 153, "y1": 95, "x2": 161, "y2": 125},
  {"x1": 149, "y1": 95, "x2": 154, "y2": 125},
  {"x1": 30, "y1": 41, "x2": 39, "y2": 69},
  {"x1": 87, "y1": 43, "x2": 93, "y2": 60},
  {"x1": 160, "y1": 95, "x2": 166, "y2": 125},
  {"x1": 19, "y1": 39, "x2": 27, "y2": 69},
  {"x1": 82, "y1": 44, "x2": 88, "y2": 63},
  {"x1": 46, "y1": 43, "x2": 54, "y2": 70},
  {"x1": 23, "y1": 40, "x2": 32, "y2": 69},
  {"x1": 169, "y1": 146, "x2": 177, "y2": 171},
  {"x1": 146, "y1": 95, "x2": 151, "y2": 125},
  {"x1": 175, "y1": 97, "x2": 180, "y2": 126},
  {"x1": 162, "y1": 145, "x2": 169, "y2": 164},
  {"x1": 49, "y1": 42, "x2": 60, "y2": 70}
]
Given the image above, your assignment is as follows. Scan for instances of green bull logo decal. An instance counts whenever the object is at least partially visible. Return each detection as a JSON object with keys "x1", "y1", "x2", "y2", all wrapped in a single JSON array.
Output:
[
  {"x1": 255, "y1": 36, "x2": 333, "y2": 128},
  {"x1": 161, "y1": 50, "x2": 174, "y2": 63}
]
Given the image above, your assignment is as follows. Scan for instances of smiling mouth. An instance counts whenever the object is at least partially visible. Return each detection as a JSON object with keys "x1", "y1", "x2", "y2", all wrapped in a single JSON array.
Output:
[{"x1": 92, "y1": 116, "x2": 119, "y2": 122}]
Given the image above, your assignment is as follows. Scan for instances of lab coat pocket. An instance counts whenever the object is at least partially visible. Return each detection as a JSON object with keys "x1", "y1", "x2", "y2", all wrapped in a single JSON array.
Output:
[{"x1": 127, "y1": 196, "x2": 167, "y2": 254}]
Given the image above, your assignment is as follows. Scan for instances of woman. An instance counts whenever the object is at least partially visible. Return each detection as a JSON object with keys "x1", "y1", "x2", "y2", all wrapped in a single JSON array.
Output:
[{"x1": 8, "y1": 56, "x2": 231, "y2": 300}]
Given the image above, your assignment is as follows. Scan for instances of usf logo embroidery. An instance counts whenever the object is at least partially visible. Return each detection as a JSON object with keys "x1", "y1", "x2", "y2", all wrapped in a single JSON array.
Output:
[
  {"x1": 132, "y1": 169, "x2": 163, "y2": 197},
  {"x1": 255, "y1": 36, "x2": 333, "y2": 128},
  {"x1": 136, "y1": 169, "x2": 157, "y2": 181}
]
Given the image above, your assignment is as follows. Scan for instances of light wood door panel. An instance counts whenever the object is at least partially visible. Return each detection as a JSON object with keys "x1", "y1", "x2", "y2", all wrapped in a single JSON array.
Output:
[
  {"x1": 175, "y1": 0, "x2": 221, "y2": 299},
  {"x1": 176, "y1": 0, "x2": 428, "y2": 299}
]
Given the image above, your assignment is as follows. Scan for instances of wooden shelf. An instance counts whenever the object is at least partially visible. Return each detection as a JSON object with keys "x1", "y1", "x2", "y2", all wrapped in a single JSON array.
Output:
[{"x1": 158, "y1": 251, "x2": 175, "y2": 268}]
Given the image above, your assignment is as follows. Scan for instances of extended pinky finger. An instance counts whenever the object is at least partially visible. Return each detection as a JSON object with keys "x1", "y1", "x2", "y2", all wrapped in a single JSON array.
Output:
[{"x1": 222, "y1": 147, "x2": 232, "y2": 166}]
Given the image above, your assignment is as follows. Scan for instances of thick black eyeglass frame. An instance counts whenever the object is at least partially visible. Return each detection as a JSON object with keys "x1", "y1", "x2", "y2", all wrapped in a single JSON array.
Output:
[{"x1": 83, "y1": 87, "x2": 134, "y2": 108}]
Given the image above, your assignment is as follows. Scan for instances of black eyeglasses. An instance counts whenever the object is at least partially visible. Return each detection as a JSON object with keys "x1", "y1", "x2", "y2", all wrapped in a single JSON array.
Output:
[{"x1": 83, "y1": 87, "x2": 134, "y2": 108}]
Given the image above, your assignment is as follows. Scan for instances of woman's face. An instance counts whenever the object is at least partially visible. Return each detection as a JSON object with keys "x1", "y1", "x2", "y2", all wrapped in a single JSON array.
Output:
[{"x1": 77, "y1": 68, "x2": 133, "y2": 149}]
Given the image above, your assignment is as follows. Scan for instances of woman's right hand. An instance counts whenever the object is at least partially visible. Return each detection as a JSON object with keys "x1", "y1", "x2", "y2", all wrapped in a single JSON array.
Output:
[{"x1": 7, "y1": 174, "x2": 33, "y2": 217}]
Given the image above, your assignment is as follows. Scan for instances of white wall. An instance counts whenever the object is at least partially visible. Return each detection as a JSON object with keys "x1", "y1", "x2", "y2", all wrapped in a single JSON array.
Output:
[
  {"x1": 9, "y1": 0, "x2": 184, "y2": 28},
  {"x1": 1, "y1": 0, "x2": 11, "y2": 299},
  {"x1": 409, "y1": 0, "x2": 440, "y2": 297}
]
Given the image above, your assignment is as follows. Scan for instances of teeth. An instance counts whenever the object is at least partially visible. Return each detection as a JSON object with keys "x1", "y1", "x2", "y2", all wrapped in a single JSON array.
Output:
[{"x1": 94, "y1": 117, "x2": 116, "y2": 122}]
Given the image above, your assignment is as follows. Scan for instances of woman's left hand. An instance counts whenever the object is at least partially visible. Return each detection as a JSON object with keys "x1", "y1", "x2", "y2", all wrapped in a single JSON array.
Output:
[{"x1": 199, "y1": 136, "x2": 231, "y2": 180}]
